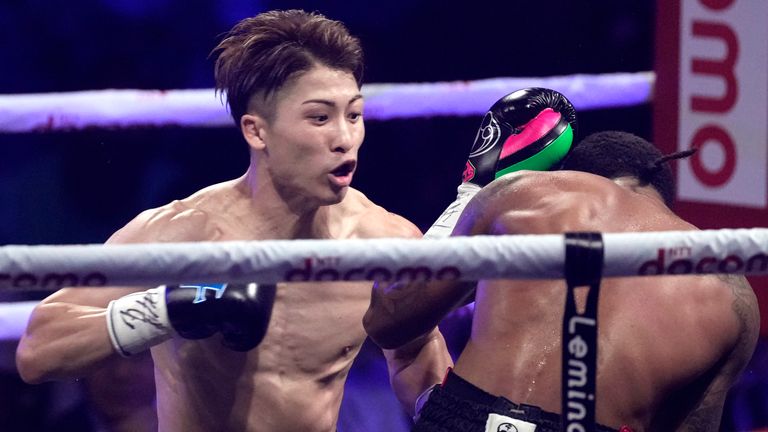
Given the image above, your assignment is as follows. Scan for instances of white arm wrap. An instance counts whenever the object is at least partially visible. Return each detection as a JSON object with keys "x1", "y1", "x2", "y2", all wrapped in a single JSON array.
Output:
[
  {"x1": 423, "y1": 182, "x2": 481, "y2": 239},
  {"x1": 106, "y1": 286, "x2": 173, "y2": 357}
]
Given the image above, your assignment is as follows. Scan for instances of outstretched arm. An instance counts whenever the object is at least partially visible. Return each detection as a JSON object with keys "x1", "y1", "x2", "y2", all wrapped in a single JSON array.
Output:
[{"x1": 365, "y1": 86, "x2": 578, "y2": 418}]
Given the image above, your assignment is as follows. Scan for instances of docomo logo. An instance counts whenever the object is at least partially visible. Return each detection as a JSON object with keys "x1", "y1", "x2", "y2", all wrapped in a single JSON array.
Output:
[
  {"x1": 638, "y1": 249, "x2": 768, "y2": 275},
  {"x1": 686, "y1": 0, "x2": 739, "y2": 187},
  {"x1": 284, "y1": 258, "x2": 462, "y2": 282},
  {"x1": 0, "y1": 272, "x2": 108, "y2": 289}
]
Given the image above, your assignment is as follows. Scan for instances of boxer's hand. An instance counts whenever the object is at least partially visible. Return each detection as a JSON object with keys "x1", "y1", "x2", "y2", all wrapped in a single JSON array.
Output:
[
  {"x1": 424, "y1": 87, "x2": 577, "y2": 239},
  {"x1": 106, "y1": 282, "x2": 276, "y2": 356}
]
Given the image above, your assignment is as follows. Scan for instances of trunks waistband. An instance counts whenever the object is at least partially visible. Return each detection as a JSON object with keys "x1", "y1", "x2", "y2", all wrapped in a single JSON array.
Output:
[
  {"x1": 439, "y1": 369, "x2": 622, "y2": 432},
  {"x1": 441, "y1": 369, "x2": 559, "y2": 424}
]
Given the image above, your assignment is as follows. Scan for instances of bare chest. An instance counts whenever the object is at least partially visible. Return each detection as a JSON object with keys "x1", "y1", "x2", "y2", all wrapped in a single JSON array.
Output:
[{"x1": 256, "y1": 281, "x2": 372, "y2": 374}]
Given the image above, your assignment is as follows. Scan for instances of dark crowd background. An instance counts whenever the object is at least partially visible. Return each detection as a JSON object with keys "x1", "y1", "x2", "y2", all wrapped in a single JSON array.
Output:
[{"x1": 0, "y1": 1, "x2": 766, "y2": 431}]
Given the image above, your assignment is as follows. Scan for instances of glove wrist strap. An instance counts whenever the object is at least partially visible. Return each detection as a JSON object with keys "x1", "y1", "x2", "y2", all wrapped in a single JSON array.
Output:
[
  {"x1": 423, "y1": 182, "x2": 481, "y2": 239},
  {"x1": 106, "y1": 286, "x2": 173, "y2": 357}
]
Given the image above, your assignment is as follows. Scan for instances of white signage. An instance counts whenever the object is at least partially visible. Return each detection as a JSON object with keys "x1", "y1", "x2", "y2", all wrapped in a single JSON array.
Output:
[{"x1": 678, "y1": 0, "x2": 768, "y2": 208}]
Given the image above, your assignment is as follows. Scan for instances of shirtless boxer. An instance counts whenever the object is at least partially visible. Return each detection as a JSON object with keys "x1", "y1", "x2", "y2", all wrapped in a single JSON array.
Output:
[
  {"x1": 16, "y1": 10, "x2": 427, "y2": 432},
  {"x1": 365, "y1": 131, "x2": 759, "y2": 431}
]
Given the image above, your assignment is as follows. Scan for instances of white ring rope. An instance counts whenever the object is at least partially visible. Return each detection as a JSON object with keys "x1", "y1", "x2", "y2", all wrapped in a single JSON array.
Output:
[
  {"x1": 0, "y1": 72, "x2": 654, "y2": 133},
  {"x1": 0, "y1": 229, "x2": 766, "y2": 291}
]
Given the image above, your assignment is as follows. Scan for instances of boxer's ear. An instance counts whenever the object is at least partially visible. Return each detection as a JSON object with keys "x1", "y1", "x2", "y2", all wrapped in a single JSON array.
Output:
[{"x1": 241, "y1": 114, "x2": 267, "y2": 151}]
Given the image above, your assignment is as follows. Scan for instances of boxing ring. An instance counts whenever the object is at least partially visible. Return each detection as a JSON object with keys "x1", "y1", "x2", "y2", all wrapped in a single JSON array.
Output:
[
  {"x1": 2, "y1": 71, "x2": 766, "y2": 431},
  {"x1": 2, "y1": 228, "x2": 767, "y2": 431},
  {"x1": 0, "y1": 69, "x2": 659, "y2": 335}
]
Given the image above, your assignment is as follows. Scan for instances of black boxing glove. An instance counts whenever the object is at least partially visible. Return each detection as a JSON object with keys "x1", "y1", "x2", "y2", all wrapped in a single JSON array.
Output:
[
  {"x1": 107, "y1": 282, "x2": 276, "y2": 356},
  {"x1": 424, "y1": 88, "x2": 577, "y2": 239}
]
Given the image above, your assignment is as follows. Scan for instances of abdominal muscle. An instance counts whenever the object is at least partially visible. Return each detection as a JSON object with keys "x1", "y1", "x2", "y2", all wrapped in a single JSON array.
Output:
[{"x1": 151, "y1": 281, "x2": 371, "y2": 432}]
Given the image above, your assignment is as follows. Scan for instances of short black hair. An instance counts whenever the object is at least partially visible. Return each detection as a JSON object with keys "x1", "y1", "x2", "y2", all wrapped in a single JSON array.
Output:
[
  {"x1": 560, "y1": 130, "x2": 692, "y2": 207},
  {"x1": 213, "y1": 10, "x2": 364, "y2": 125}
]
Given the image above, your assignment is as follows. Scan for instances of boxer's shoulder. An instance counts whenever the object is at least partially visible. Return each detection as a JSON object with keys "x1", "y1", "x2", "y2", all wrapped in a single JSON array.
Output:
[
  {"x1": 108, "y1": 200, "x2": 220, "y2": 244},
  {"x1": 462, "y1": 171, "x2": 618, "y2": 235},
  {"x1": 334, "y1": 188, "x2": 421, "y2": 239}
]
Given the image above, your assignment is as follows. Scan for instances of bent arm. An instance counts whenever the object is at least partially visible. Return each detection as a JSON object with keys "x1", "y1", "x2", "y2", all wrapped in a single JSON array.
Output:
[
  {"x1": 382, "y1": 327, "x2": 453, "y2": 418},
  {"x1": 16, "y1": 203, "x2": 211, "y2": 383},
  {"x1": 16, "y1": 286, "x2": 144, "y2": 383},
  {"x1": 363, "y1": 190, "x2": 488, "y2": 349},
  {"x1": 364, "y1": 279, "x2": 474, "y2": 349}
]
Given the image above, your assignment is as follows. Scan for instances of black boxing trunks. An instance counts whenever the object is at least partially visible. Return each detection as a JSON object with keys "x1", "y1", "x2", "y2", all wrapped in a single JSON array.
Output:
[{"x1": 413, "y1": 370, "x2": 630, "y2": 432}]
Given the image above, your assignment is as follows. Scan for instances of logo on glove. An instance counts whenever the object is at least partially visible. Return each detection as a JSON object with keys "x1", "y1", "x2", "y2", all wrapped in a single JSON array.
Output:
[
  {"x1": 180, "y1": 283, "x2": 227, "y2": 304},
  {"x1": 468, "y1": 112, "x2": 500, "y2": 158}
]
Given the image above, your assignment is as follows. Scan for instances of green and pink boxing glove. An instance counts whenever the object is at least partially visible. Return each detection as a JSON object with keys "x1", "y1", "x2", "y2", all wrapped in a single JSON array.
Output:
[{"x1": 424, "y1": 87, "x2": 578, "y2": 239}]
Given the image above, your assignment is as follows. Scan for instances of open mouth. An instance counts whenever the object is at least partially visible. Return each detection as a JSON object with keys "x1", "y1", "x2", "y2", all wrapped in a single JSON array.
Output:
[
  {"x1": 329, "y1": 160, "x2": 357, "y2": 187},
  {"x1": 331, "y1": 160, "x2": 356, "y2": 177}
]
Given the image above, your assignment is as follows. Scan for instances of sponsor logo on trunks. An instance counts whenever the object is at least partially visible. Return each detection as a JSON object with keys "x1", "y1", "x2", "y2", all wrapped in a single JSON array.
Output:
[
  {"x1": 485, "y1": 413, "x2": 535, "y2": 432},
  {"x1": 284, "y1": 258, "x2": 461, "y2": 282},
  {"x1": 0, "y1": 272, "x2": 107, "y2": 289},
  {"x1": 565, "y1": 315, "x2": 595, "y2": 432},
  {"x1": 638, "y1": 248, "x2": 768, "y2": 275}
]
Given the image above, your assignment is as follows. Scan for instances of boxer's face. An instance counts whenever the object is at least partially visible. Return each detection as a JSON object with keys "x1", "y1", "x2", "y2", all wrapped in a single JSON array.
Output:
[{"x1": 259, "y1": 64, "x2": 364, "y2": 207}]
